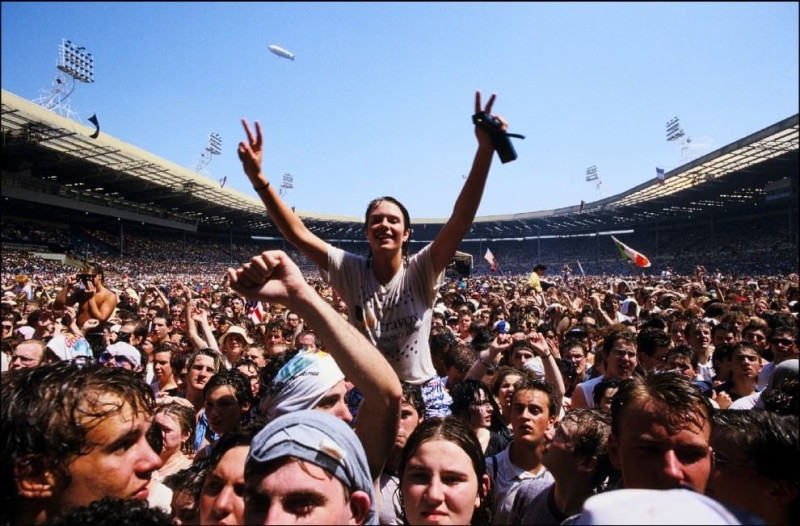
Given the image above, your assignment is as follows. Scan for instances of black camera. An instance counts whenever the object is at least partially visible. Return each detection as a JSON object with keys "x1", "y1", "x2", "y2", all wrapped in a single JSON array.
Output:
[{"x1": 472, "y1": 112, "x2": 525, "y2": 164}]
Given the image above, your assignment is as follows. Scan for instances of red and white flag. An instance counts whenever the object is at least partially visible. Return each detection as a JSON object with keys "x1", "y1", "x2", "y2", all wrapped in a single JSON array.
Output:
[
  {"x1": 612, "y1": 236, "x2": 651, "y2": 268},
  {"x1": 484, "y1": 248, "x2": 498, "y2": 272},
  {"x1": 248, "y1": 301, "x2": 265, "y2": 324}
]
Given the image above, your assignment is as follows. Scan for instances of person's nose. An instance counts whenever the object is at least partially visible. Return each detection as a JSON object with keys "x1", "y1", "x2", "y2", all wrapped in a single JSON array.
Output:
[
  {"x1": 423, "y1": 476, "x2": 445, "y2": 504},
  {"x1": 659, "y1": 449, "x2": 685, "y2": 487},
  {"x1": 137, "y1": 440, "x2": 163, "y2": 476},
  {"x1": 335, "y1": 401, "x2": 354, "y2": 425},
  {"x1": 212, "y1": 486, "x2": 235, "y2": 520}
]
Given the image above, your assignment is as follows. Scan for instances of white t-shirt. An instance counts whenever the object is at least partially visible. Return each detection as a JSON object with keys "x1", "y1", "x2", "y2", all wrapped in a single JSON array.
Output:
[
  {"x1": 575, "y1": 375, "x2": 605, "y2": 409},
  {"x1": 325, "y1": 244, "x2": 444, "y2": 384}
]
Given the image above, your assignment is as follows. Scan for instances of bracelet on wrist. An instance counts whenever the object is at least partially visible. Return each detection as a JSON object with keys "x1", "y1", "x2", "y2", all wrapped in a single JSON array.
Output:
[{"x1": 253, "y1": 181, "x2": 270, "y2": 192}]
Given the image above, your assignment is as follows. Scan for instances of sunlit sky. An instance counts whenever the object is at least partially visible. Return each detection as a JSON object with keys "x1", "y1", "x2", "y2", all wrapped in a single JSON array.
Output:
[{"x1": 2, "y1": 2, "x2": 797, "y2": 219}]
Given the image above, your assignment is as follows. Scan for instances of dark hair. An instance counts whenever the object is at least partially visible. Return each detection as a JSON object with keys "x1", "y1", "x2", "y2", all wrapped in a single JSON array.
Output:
[
  {"x1": 442, "y1": 343, "x2": 477, "y2": 374},
  {"x1": 450, "y1": 380, "x2": 500, "y2": 423},
  {"x1": 170, "y1": 350, "x2": 192, "y2": 382},
  {"x1": 402, "y1": 382, "x2": 426, "y2": 419},
  {"x1": 206, "y1": 428, "x2": 258, "y2": 473},
  {"x1": 593, "y1": 377, "x2": 623, "y2": 407},
  {"x1": 711, "y1": 322, "x2": 740, "y2": 339},
  {"x1": 667, "y1": 344, "x2": 699, "y2": 370},
  {"x1": 48, "y1": 496, "x2": 172, "y2": 525},
  {"x1": 636, "y1": 327, "x2": 672, "y2": 358},
  {"x1": 163, "y1": 458, "x2": 211, "y2": 524},
  {"x1": 711, "y1": 411, "x2": 799, "y2": 490},
  {"x1": 1, "y1": 362, "x2": 154, "y2": 506},
  {"x1": 512, "y1": 376, "x2": 557, "y2": 419},
  {"x1": 561, "y1": 338, "x2": 587, "y2": 357},
  {"x1": 762, "y1": 378, "x2": 799, "y2": 415},
  {"x1": 204, "y1": 368, "x2": 254, "y2": 411},
  {"x1": 399, "y1": 417, "x2": 491, "y2": 526},
  {"x1": 731, "y1": 340, "x2": 762, "y2": 359},
  {"x1": 489, "y1": 366, "x2": 530, "y2": 398},
  {"x1": 611, "y1": 371, "x2": 712, "y2": 438},
  {"x1": 364, "y1": 196, "x2": 411, "y2": 266},
  {"x1": 560, "y1": 408, "x2": 615, "y2": 492},
  {"x1": 602, "y1": 329, "x2": 637, "y2": 360},
  {"x1": 770, "y1": 324, "x2": 798, "y2": 343}
]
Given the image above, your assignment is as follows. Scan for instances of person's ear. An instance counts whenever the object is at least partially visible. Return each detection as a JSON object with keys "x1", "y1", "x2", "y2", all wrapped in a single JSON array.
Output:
[
  {"x1": 348, "y1": 490, "x2": 371, "y2": 525},
  {"x1": 475, "y1": 473, "x2": 491, "y2": 509},
  {"x1": 14, "y1": 456, "x2": 59, "y2": 500}
]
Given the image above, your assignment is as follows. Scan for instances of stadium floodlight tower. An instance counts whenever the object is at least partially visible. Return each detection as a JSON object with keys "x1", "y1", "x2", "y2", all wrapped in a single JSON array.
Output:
[
  {"x1": 585, "y1": 165, "x2": 604, "y2": 198},
  {"x1": 191, "y1": 132, "x2": 222, "y2": 176},
  {"x1": 279, "y1": 172, "x2": 294, "y2": 197},
  {"x1": 666, "y1": 116, "x2": 692, "y2": 160},
  {"x1": 34, "y1": 39, "x2": 95, "y2": 121}
]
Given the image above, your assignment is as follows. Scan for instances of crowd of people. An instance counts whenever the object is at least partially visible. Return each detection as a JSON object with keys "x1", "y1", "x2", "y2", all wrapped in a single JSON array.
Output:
[{"x1": 1, "y1": 91, "x2": 799, "y2": 525}]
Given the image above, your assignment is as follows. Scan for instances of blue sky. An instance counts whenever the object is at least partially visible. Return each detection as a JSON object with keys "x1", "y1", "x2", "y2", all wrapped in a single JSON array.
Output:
[{"x1": 2, "y1": 2, "x2": 797, "y2": 219}]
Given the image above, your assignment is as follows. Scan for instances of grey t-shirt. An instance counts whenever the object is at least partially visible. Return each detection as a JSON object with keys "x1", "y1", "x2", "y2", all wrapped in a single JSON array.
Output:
[{"x1": 325, "y1": 244, "x2": 443, "y2": 383}]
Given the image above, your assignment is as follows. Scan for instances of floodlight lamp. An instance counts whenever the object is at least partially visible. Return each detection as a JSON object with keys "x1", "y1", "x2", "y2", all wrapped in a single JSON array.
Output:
[{"x1": 57, "y1": 38, "x2": 95, "y2": 83}]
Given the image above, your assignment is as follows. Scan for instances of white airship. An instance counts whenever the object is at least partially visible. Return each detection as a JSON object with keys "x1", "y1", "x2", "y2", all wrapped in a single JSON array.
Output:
[{"x1": 268, "y1": 45, "x2": 295, "y2": 61}]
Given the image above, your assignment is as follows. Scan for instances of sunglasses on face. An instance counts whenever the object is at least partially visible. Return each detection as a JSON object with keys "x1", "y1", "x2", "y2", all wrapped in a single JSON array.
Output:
[{"x1": 99, "y1": 352, "x2": 134, "y2": 367}]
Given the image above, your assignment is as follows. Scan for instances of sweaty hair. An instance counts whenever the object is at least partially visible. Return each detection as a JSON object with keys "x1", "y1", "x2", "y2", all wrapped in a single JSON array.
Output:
[
  {"x1": 399, "y1": 417, "x2": 491, "y2": 526},
  {"x1": 203, "y1": 368, "x2": 254, "y2": 409},
  {"x1": 402, "y1": 382, "x2": 426, "y2": 419},
  {"x1": 513, "y1": 376, "x2": 557, "y2": 419},
  {"x1": 155, "y1": 402, "x2": 197, "y2": 456},
  {"x1": 611, "y1": 370, "x2": 712, "y2": 438},
  {"x1": 364, "y1": 196, "x2": 411, "y2": 265},
  {"x1": 561, "y1": 408, "x2": 613, "y2": 492},
  {"x1": 712, "y1": 411, "x2": 799, "y2": 486},
  {"x1": 1, "y1": 362, "x2": 154, "y2": 505},
  {"x1": 636, "y1": 327, "x2": 672, "y2": 358}
]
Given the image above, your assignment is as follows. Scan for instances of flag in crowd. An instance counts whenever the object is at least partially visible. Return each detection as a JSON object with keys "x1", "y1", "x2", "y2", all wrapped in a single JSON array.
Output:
[
  {"x1": 484, "y1": 248, "x2": 498, "y2": 272},
  {"x1": 611, "y1": 236, "x2": 651, "y2": 268},
  {"x1": 577, "y1": 260, "x2": 585, "y2": 276},
  {"x1": 247, "y1": 300, "x2": 265, "y2": 324},
  {"x1": 656, "y1": 167, "x2": 666, "y2": 185}
]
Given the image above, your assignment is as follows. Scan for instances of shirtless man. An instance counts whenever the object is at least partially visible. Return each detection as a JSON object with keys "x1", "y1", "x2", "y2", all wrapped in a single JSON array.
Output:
[{"x1": 54, "y1": 264, "x2": 118, "y2": 358}]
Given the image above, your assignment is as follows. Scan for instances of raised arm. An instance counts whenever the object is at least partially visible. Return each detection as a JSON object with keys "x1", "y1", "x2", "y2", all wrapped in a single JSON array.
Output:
[
  {"x1": 238, "y1": 119, "x2": 329, "y2": 270},
  {"x1": 228, "y1": 251, "x2": 402, "y2": 480},
  {"x1": 429, "y1": 91, "x2": 503, "y2": 273}
]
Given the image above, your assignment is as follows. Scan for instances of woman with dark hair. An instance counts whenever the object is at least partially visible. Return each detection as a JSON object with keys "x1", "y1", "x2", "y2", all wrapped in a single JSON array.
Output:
[
  {"x1": 399, "y1": 417, "x2": 492, "y2": 525},
  {"x1": 238, "y1": 91, "x2": 513, "y2": 417},
  {"x1": 154, "y1": 402, "x2": 196, "y2": 476},
  {"x1": 196, "y1": 368, "x2": 253, "y2": 459},
  {"x1": 198, "y1": 430, "x2": 257, "y2": 525},
  {"x1": 450, "y1": 379, "x2": 510, "y2": 457}
]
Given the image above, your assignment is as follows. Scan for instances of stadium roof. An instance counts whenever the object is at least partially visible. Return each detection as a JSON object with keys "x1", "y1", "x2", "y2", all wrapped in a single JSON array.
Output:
[{"x1": 2, "y1": 88, "x2": 797, "y2": 240}]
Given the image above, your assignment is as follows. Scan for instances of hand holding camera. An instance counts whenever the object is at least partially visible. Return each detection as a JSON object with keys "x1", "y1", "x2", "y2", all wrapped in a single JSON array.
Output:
[{"x1": 472, "y1": 111, "x2": 525, "y2": 163}]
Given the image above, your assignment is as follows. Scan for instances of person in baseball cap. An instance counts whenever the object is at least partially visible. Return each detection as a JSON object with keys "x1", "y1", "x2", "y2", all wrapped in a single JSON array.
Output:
[{"x1": 244, "y1": 409, "x2": 376, "y2": 524}]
